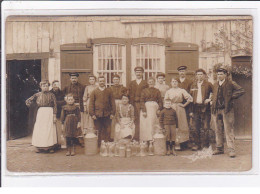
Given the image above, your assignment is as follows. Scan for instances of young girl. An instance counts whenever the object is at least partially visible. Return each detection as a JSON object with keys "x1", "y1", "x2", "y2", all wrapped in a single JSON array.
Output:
[
  {"x1": 61, "y1": 93, "x2": 81, "y2": 156},
  {"x1": 114, "y1": 94, "x2": 135, "y2": 142},
  {"x1": 25, "y1": 80, "x2": 57, "y2": 153}
]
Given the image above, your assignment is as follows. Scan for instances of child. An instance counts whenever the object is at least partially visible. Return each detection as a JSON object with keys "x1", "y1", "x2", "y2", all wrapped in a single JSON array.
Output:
[
  {"x1": 159, "y1": 99, "x2": 178, "y2": 156},
  {"x1": 60, "y1": 93, "x2": 81, "y2": 156},
  {"x1": 114, "y1": 94, "x2": 135, "y2": 142}
]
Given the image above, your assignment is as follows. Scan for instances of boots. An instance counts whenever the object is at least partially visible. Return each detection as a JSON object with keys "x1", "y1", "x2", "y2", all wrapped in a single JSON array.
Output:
[
  {"x1": 213, "y1": 146, "x2": 224, "y2": 155},
  {"x1": 175, "y1": 143, "x2": 181, "y2": 151},
  {"x1": 71, "y1": 144, "x2": 75, "y2": 156},
  {"x1": 170, "y1": 142, "x2": 177, "y2": 156},
  {"x1": 166, "y1": 141, "x2": 171, "y2": 156},
  {"x1": 66, "y1": 146, "x2": 71, "y2": 156}
]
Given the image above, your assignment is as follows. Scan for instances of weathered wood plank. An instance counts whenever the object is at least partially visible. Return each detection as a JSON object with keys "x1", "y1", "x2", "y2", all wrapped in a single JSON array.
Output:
[
  {"x1": 5, "y1": 22, "x2": 13, "y2": 54},
  {"x1": 17, "y1": 22, "x2": 25, "y2": 53},
  {"x1": 86, "y1": 22, "x2": 93, "y2": 40},
  {"x1": 49, "y1": 22, "x2": 54, "y2": 55},
  {"x1": 29, "y1": 22, "x2": 38, "y2": 53},
  {"x1": 60, "y1": 22, "x2": 66, "y2": 45},
  {"x1": 37, "y1": 22, "x2": 42, "y2": 53},
  {"x1": 64, "y1": 22, "x2": 74, "y2": 43},
  {"x1": 41, "y1": 22, "x2": 50, "y2": 52},
  {"x1": 92, "y1": 21, "x2": 101, "y2": 38},
  {"x1": 194, "y1": 22, "x2": 204, "y2": 52},
  {"x1": 76, "y1": 22, "x2": 87, "y2": 43},
  {"x1": 53, "y1": 22, "x2": 62, "y2": 52},
  {"x1": 130, "y1": 23, "x2": 139, "y2": 38}
]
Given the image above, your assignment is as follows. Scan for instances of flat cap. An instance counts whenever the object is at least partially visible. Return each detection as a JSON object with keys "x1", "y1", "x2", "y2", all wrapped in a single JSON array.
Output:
[
  {"x1": 69, "y1": 72, "x2": 79, "y2": 77},
  {"x1": 134, "y1": 66, "x2": 144, "y2": 72},
  {"x1": 216, "y1": 67, "x2": 228, "y2": 74},
  {"x1": 177, "y1": 65, "x2": 187, "y2": 71},
  {"x1": 156, "y1": 72, "x2": 166, "y2": 78}
]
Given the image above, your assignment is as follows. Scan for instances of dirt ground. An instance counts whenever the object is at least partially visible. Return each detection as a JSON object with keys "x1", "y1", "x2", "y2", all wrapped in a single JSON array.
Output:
[{"x1": 5, "y1": 136, "x2": 252, "y2": 173}]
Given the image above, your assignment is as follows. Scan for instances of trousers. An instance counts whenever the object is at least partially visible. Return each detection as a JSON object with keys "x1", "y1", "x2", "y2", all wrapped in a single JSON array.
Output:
[
  {"x1": 191, "y1": 104, "x2": 211, "y2": 148},
  {"x1": 133, "y1": 102, "x2": 141, "y2": 141},
  {"x1": 211, "y1": 108, "x2": 235, "y2": 151},
  {"x1": 164, "y1": 125, "x2": 176, "y2": 142},
  {"x1": 94, "y1": 116, "x2": 112, "y2": 147}
]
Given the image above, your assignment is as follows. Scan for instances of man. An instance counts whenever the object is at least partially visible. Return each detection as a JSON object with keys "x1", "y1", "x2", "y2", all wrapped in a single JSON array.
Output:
[
  {"x1": 176, "y1": 65, "x2": 192, "y2": 92},
  {"x1": 128, "y1": 66, "x2": 149, "y2": 141},
  {"x1": 109, "y1": 74, "x2": 127, "y2": 140},
  {"x1": 212, "y1": 67, "x2": 245, "y2": 158},
  {"x1": 89, "y1": 76, "x2": 116, "y2": 147},
  {"x1": 63, "y1": 72, "x2": 85, "y2": 145},
  {"x1": 50, "y1": 80, "x2": 66, "y2": 149},
  {"x1": 189, "y1": 69, "x2": 213, "y2": 151}
]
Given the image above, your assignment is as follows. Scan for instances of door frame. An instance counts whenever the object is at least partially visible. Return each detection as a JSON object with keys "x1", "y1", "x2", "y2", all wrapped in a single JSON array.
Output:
[{"x1": 6, "y1": 52, "x2": 49, "y2": 140}]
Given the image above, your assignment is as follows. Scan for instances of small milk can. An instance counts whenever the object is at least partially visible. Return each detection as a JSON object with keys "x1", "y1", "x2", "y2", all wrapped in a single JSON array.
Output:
[
  {"x1": 108, "y1": 142, "x2": 115, "y2": 157},
  {"x1": 114, "y1": 142, "x2": 120, "y2": 157},
  {"x1": 126, "y1": 144, "x2": 132, "y2": 158},
  {"x1": 100, "y1": 140, "x2": 108, "y2": 157},
  {"x1": 139, "y1": 141, "x2": 147, "y2": 157},
  {"x1": 119, "y1": 144, "x2": 126, "y2": 157},
  {"x1": 148, "y1": 141, "x2": 154, "y2": 156},
  {"x1": 153, "y1": 131, "x2": 166, "y2": 156},
  {"x1": 84, "y1": 130, "x2": 98, "y2": 156}
]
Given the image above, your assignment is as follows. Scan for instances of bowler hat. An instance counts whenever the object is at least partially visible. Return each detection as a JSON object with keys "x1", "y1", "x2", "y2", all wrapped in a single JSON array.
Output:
[
  {"x1": 69, "y1": 72, "x2": 79, "y2": 77},
  {"x1": 134, "y1": 66, "x2": 144, "y2": 72},
  {"x1": 177, "y1": 65, "x2": 187, "y2": 71}
]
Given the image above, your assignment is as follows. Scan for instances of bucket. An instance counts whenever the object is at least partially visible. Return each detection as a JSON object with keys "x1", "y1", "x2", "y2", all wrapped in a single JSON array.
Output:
[
  {"x1": 84, "y1": 130, "x2": 98, "y2": 156},
  {"x1": 153, "y1": 131, "x2": 166, "y2": 156}
]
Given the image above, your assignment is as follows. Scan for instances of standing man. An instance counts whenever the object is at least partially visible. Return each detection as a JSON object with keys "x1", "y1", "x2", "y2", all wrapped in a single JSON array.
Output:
[
  {"x1": 212, "y1": 67, "x2": 245, "y2": 158},
  {"x1": 128, "y1": 67, "x2": 149, "y2": 141},
  {"x1": 89, "y1": 75, "x2": 116, "y2": 146},
  {"x1": 63, "y1": 73, "x2": 85, "y2": 144},
  {"x1": 189, "y1": 69, "x2": 213, "y2": 151},
  {"x1": 109, "y1": 74, "x2": 127, "y2": 141},
  {"x1": 176, "y1": 65, "x2": 192, "y2": 92},
  {"x1": 50, "y1": 80, "x2": 66, "y2": 149}
]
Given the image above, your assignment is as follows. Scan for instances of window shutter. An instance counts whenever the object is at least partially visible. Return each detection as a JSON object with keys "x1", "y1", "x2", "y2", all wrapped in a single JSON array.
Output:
[
  {"x1": 165, "y1": 42, "x2": 199, "y2": 84},
  {"x1": 60, "y1": 43, "x2": 93, "y2": 89}
]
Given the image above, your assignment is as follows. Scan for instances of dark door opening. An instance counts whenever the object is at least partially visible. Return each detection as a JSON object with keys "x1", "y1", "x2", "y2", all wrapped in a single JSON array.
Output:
[{"x1": 7, "y1": 60, "x2": 42, "y2": 140}]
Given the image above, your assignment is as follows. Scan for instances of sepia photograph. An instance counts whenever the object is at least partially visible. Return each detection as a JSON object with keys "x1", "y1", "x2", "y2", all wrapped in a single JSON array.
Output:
[{"x1": 4, "y1": 13, "x2": 253, "y2": 174}]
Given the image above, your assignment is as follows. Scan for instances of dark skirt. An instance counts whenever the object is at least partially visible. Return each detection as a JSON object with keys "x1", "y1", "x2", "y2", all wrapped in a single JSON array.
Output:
[{"x1": 64, "y1": 115, "x2": 80, "y2": 137}]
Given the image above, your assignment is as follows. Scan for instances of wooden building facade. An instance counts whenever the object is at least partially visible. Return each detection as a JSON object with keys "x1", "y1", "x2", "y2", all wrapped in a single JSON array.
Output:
[{"x1": 5, "y1": 15, "x2": 253, "y2": 139}]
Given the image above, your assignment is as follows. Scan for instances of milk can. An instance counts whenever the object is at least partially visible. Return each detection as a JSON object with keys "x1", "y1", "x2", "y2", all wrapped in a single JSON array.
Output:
[
  {"x1": 119, "y1": 144, "x2": 126, "y2": 157},
  {"x1": 114, "y1": 142, "x2": 120, "y2": 157},
  {"x1": 126, "y1": 144, "x2": 132, "y2": 158},
  {"x1": 84, "y1": 130, "x2": 98, "y2": 156},
  {"x1": 148, "y1": 141, "x2": 154, "y2": 156},
  {"x1": 108, "y1": 142, "x2": 115, "y2": 157},
  {"x1": 153, "y1": 131, "x2": 166, "y2": 156},
  {"x1": 100, "y1": 140, "x2": 108, "y2": 157}
]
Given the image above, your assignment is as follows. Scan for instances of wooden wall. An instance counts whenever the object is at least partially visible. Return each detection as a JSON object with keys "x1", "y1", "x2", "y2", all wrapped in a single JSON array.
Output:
[{"x1": 5, "y1": 16, "x2": 253, "y2": 83}]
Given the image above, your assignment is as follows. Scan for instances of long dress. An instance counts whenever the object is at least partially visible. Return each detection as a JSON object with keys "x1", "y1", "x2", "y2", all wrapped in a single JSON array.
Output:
[
  {"x1": 140, "y1": 87, "x2": 163, "y2": 141},
  {"x1": 60, "y1": 104, "x2": 81, "y2": 138},
  {"x1": 164, "y1": 87, "x2": 193, "y2": 144},
  {"x1": 25, "y1": 91, "x2": 57, "y2": 149},
  {"x1": 82, "y1": 84, "x2": 98, "y2": 133},
  {"x1": 114, "y1": 103, "x2": 135, "y2": 141}
]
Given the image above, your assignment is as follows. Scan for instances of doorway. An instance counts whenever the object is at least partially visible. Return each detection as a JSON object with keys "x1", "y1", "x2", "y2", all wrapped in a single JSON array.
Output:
[{"x1": 7, "y1": 60, "x2": 42, "y2": 140}]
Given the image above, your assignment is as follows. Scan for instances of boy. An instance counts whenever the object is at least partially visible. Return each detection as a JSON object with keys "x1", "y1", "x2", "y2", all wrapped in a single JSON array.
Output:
[{"x1": 159, "y1": 99, "x2": 178, "y2": 156}]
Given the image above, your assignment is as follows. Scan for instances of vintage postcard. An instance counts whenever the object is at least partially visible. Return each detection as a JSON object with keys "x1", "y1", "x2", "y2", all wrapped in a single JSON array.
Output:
[{"x1": 2, "y1": 3, "x2": 256, "y2": 181}]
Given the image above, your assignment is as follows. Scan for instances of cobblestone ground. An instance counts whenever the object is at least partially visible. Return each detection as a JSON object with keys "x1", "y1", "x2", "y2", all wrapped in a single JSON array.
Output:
[{"x1": 5, "y1": 136, "x2": 252, "y2": 173}]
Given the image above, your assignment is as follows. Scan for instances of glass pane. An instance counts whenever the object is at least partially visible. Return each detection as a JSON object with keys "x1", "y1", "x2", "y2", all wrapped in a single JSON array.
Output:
[
  {"x1": 157, "y1": 59, "x2": 160, "y2": 71},
  {"x1": 153, "y1": 45, "x2": 157, "y2": 58},
  {"x1": 98, "y1": 59, "x2": 102, "y2": 70},
  {"x1": 144, "y1": 59, "x2": 148, "y2": 70},
  {"x1": 118, "y1": 59, "x2": 122, "y2": 70},
  {"x1": 136, "y1": 45, "x2": 140, "y2": 58},
  {"x1": 148, "y1": 59, "x2": 152, "y2": 70},
  {"x1": 118, "y1": 45, "x2": 122, "y2": 58},
  {"x1": 98, "y1": 46, "x2": 101, "y2": 58}
]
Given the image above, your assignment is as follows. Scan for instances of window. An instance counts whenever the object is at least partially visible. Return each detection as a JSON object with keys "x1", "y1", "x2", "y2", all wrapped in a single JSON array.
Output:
[
  {"x1": 93, "y1": 44, "x2": 126, "y2": 87},
  {"x1": 131, "y1": 44, "x2": 165, "y2": 80}
]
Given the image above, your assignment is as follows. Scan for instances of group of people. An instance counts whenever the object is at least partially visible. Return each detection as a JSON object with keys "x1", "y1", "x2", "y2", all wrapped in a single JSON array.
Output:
[{"x1": 25, "y1": 65, "x2": 245, "y2": 158}]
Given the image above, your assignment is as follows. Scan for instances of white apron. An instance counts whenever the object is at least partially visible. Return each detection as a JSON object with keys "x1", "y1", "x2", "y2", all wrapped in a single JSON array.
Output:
[
  {"x1": 111, "y1": 99, "x2": 122, "y2": 139},
  {"x1": 140, "y1": 101, "x2": 159, "y2": 141},
  {"x1": 32, "y1": 107, "x2": 57, "y2": 148}
]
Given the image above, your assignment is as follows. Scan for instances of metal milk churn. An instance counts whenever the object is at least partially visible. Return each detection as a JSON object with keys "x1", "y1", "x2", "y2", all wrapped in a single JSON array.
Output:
[
  {"x1": 114, "y1": 142, "x2": 120, "y2": 157},
  {"x1": 100, "y1": 140, "x2": 108, "y2": 157},
  {"x1": 148, "y1": 141, "x2": 154, "y2": 156},
  {"x1": 84, "y1": 129, "x2": 98, "y2": 156},
  {"x1": 108, "y1": 142, "x2": 115, "y2": 157},
  {"x1": 153, "y1": 131, "x2": 166, "y2": 156}
]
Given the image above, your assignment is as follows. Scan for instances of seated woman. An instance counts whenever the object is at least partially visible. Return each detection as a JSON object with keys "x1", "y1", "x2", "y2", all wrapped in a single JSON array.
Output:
[
  {"x1": 164, "y1": 77, "x2": 193, "y2": 151},
  {"x1": 25, "y1": 80, "x2": 57, "y2": 153},
  {"x1": 114, "y1": 94, "x2": 135, "y2": 143}
]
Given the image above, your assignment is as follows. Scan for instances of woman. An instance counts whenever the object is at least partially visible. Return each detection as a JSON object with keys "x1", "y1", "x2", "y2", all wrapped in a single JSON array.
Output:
[
  {"x1": 164, "y1": 77, "x2": 193, "y2": 150},
  {"x1": 140, "y1": 77, "x2": 163, "y2": 142},
  {"x1": 82, "y1": 75, "x2": 98, "y2": 134},
  {"x1": 25, "y1": 80, "x2": 57, "y2": 153},
  {"x1": 154, "y1": 72, "x2": 170, "y2": 100}
]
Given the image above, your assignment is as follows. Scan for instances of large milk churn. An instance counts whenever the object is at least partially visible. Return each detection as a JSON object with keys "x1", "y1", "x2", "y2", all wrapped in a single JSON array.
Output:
[
  {"x1": 84, "y1": 130, "x2": 98, "y2": 156},
  {"x1": 153, "y1": 131, "x2": 166, "y2": 156}
]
